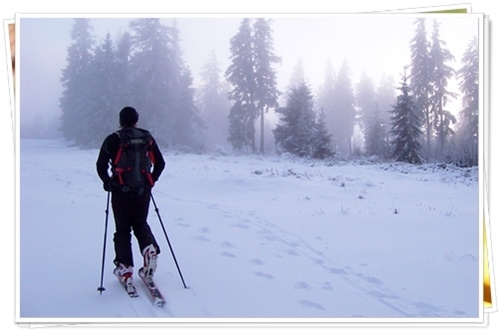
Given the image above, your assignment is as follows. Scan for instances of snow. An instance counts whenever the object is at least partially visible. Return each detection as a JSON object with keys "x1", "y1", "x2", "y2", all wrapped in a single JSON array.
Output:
[{"x1": 18, "y1": 138, "x2": 481, "y2": 323}]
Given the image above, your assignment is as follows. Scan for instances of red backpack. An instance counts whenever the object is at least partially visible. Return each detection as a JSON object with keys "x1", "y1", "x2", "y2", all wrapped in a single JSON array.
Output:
[{"x1": 113, "y1": 127, "x2": 156, "y2": 191}]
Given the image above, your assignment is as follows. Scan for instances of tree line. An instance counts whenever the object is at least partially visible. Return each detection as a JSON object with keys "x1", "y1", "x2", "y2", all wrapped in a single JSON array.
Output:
[
  {"x1": 58, "y1": 18, "x2": 479, "y2": 166},
  {"x1": 59, "y1": 18, "x2": 201, "y2": 150}
]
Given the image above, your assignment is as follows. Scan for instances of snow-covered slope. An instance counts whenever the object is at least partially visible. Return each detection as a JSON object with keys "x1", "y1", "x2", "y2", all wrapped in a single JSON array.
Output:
[{"x1": 18, "y1": 139, "x2": 480, "y2": 322}]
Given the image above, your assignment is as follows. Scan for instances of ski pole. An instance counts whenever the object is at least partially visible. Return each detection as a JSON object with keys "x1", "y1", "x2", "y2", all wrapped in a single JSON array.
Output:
[
  {"x1": 151, "y1": 193, "x2": 188, "y2": 289},
  {"x1": 97, "y1": 189, "x2": 111, "y2": 295}
]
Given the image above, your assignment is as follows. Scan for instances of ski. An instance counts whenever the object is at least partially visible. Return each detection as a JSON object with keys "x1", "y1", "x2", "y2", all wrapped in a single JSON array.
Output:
[
  {"x1": 138, "y1": 267, "x2": 166, "y2": 307},
  {"x1": 113, "y1": 268, "x2": 139, "y2": 298}
]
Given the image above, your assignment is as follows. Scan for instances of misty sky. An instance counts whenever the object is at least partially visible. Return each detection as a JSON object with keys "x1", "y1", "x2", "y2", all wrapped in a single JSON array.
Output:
[{"x1": 18, "y1": 14, "x2": 481, "y2": 129}]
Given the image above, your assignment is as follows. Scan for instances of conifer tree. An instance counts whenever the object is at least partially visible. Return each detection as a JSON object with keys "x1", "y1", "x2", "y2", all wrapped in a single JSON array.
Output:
[
  {"x1": 86, "y1": 33, "x2": 122, "y2": 147},
  {"x1": 115, "y1": 32, "x2": 132, "y2": 108},
  {"x1": 198, "y1": 49, "x2": 232, "y2": 150},
  {"x1": 390, "y1": 68, "x2": 423, "y2": 164},
  {"x1": 311, "y1": 108, "x2": 333, "y2": 159},
  {"x1": 253, "y1": 18, "x2": 281, "y2": 154},
  {"x1": 365, "y1": 104, "x2": 388, "y2": 158},
  {"x1": 356, "y1": 71, "x2": 377, "y2": 133},
  {"x1": 281, "y1": 58, "x2": 306, "y2": 107},
  {"x1": 128, "y1": 18, "x2": 173, "y2": 146},
  {"x1": 316, "y1": 60, "x2": 336, "y2": 148},
  {"x1": 128, "y1": 19, "x2": 202, "y2": 149},
  {"x1": 456, "y1": 35, "x2": 479, "y2": 142},
  {"x1": 168, "y1": 22, "x2": 203, "y2": 149},
  {"x1": 59, "y1": 18, "x2": 95, "y2": 146},
  {"x1": 429, "y1": 19, "x2": 458, "y2": 153},
  {"x1": 225, "y1": 18, "x2": 256, "y2": 152},
  {"x1": 286, "y1": 58, "x2": 306, "y2": 93},
  {"x1": 455, "y1": 35, "x2": 479, "y2": 166},
  {"x1": 273, "y1": 82, "x2": 316, "y2": 157},
  {"x1": 409, "y1": 18, "x2": 432, "y2": 159},
  {"x1": 225, "y1": 18, "x2": 280, "y2": 153},
  {"x1": 375, "y1": 74, "x2": 396, "y2": 127},
  {"x1": 330, "y1": 59, "x2": 356, "y2": 156}
]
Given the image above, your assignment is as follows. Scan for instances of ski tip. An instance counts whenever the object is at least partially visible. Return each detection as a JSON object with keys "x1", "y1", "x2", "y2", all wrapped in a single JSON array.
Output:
[{"x1": 154, "y1": 301, "x2": 166, "y2": 308}]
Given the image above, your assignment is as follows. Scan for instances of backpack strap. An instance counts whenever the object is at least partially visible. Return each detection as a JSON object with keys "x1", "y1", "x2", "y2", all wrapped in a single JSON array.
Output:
[
  {"x1": 113, "y1": 131, "x2": 128, "y2": 185},
  {"x1": 112, "y1": 128, "x2": 155, "y2": 189}
]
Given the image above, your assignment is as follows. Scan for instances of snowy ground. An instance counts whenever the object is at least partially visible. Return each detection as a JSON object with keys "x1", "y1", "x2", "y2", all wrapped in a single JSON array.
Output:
[{"x1": 18, "y1": 138, "x2": 480, "y2": 323}]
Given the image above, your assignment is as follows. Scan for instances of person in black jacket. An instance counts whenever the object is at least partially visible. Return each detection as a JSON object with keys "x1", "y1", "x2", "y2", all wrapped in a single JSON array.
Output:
[{"x1": 96, "y1": 107, "x2": 166, "y2": 286}]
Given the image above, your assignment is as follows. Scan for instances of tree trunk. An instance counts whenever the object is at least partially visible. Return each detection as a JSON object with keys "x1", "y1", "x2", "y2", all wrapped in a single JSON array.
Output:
[{"x1": 260, "y1": 107, "x2": 266, "y2": 154}]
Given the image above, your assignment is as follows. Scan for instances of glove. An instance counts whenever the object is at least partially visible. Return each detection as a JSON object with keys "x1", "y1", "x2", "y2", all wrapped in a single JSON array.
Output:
[{"x1": 103, "y1": 181, "x2": 111, "y2": 192}]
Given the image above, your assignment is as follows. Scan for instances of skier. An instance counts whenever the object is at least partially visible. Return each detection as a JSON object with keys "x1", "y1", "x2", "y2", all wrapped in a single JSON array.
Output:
[{"x1": 96, "y1": 106, "x2": 166, "y2": 294}]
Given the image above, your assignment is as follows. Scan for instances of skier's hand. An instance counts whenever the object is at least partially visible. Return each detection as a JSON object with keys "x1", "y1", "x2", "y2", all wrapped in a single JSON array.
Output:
[{"x1": 103, "y1": 181, "x2": 111, "y2": 192}]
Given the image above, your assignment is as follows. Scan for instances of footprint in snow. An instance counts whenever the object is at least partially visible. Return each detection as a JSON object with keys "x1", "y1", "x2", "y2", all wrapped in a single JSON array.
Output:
[
  {"x1": 232, "y1": 223, "x2": 249, "y2": 230},
  {"x1": 329, "y1": 267, "x2": 348, "y2": 275},
  {"x1": 175, "y1": 217, "x2": 190, "y2": 227},
  {"x1": 254, "y1": 271, "x2": 274, "y2": 279},
  {"x1": 369, "y1": 291, "x2": 399, "y2": 299},
  {"x1": 221, "y1": 251, "x2": 236, "y2": 258},
  {"x1": 299, "y1": 299, "x2": 326, "y2": 311},
  {"x1": 321, "y1": 282, "x2": 333, "y2": 291},
  {"x1": 221, "y1": 241, "x2": 237, "y2": 249},
  {"x1": 358, "y1": 274, "x2": 384, "y2": 286},
  {"x1": 413, "y1": 301, "x2": 443, "y2": 313},
  {"x1": 295, "y1": 281, "x2": 312, "y2": 290},
  {"x1": 194, "y1": 236, "x2": 210, "y2": 242},
  {"x1": 249, "y1": 258, "x2": 265, "y2": 266}
]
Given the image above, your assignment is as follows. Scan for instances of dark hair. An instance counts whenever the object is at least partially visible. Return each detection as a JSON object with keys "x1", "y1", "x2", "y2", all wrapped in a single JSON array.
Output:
[{"x1": 119, "y1": 107, "x2": 139, "y2": 127}]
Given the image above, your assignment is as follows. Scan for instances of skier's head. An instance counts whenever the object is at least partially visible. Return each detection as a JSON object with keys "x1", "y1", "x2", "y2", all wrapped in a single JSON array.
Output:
[{"x1": 119, "y1": 107, "x2": 139, "y2": 127}]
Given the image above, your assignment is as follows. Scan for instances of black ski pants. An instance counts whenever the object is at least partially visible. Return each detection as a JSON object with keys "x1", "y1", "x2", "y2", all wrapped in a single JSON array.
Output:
[{"x1": 111, "y1": 187, "x2": 160, "y2": 267}]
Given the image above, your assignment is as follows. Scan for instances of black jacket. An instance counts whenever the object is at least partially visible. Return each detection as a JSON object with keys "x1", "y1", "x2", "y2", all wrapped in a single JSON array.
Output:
[{"x1": 96, "y1": 127, "x2": 166, "y2": 189}]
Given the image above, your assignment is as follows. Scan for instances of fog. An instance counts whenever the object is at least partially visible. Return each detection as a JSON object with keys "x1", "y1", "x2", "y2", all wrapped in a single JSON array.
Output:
[{"x1": 18, "y1": 14, "x2": 479, "y2": 140}]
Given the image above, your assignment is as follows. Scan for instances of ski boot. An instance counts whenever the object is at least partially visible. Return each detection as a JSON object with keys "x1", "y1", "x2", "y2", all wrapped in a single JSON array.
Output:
[
  {"x1": 139, "y1": 244, "x2": 158, "y2": 281},
  {"x1": 113, "y1": 263, "x2": 138, "y2": 297}
]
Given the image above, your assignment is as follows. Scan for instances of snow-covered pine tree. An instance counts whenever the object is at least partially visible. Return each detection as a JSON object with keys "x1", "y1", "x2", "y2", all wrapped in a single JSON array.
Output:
[
  {"x1": 273, "y1": 81, "x2": 316, "y2": 157},
  {"x1": 409, "y1": 18, "x2": 432, "y2": 159},
  {"x1": 85, "y1": 33, "x2": 123, "y2": 148},
  {"x1": 198, "y1": 49, "x2": 232, "y2": 151},
  {"x1": 59, "y1": 18, "x2": 95, "y2": 147},
  {"x1": 390, "y1": 68, "x2": 423, "y2": 164},
  {"x1": 365, "y1": 104, "x2": 388, "y2": 159},
  {"x1": 287, "y1": 58, "x2": 306, "y2": 93},
  {"x1": 455, "y1": 35, "x2": 479, "y2": 166},
  {"x1": 226, "y1": 18, "x2": 257, "y2": 152},
  {"x1": 315, "y1": 60, "x2": 336, "y2": 152},
  {"x1": 115, "y1": 31, "x2": 132, "y2": 113},
  {"x1": 356, "y1": 71, "x2": 377, "y2": 135},
  {"x1": 128, "y1": 18, "x2": 174, "y2": 146},
  {"x1": 330, "y1": 59, "x2": 356, "y2": 156},
  {"x1": 457, "y1": 35, "x2": 479, "y2": 140},
  {"x1": 168, "y1": 22, "x2": 204, "y2": 150},
  {"x1": 311, "y1": 108, "x2": 333, "y2": 159},
  {"x1": 253, "y1": 18, "x2": 281, "y2": 154},
  {"x1": 228, "y1": 101, "x2": 253, "y2": 151},
  {"x1": 128, "y1": 19, "x2": 202, "y2": 150},
  {"x1": 375, "y1": 74, "x2": 396, "y2": 128},
  {"x1": 429, "y1": 19, "x2": 458, "y2": 154}
]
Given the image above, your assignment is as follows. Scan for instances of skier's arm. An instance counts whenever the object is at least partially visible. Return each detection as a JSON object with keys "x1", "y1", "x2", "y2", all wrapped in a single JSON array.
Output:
[
  {"x1": 96, "y1": 142, "x2": 111, "y2": 184},
  {"x1": 96, "y1": 134, "x2": 118, "y2": 185},
  {"x1": 151, "y1": 141, "x2": 165, "y2": 183}
]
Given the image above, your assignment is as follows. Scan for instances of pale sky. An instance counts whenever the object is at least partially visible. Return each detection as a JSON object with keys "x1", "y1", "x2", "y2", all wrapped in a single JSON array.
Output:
[{"x1": 18, "y1": 14, "x2": 481, "y2": 128}]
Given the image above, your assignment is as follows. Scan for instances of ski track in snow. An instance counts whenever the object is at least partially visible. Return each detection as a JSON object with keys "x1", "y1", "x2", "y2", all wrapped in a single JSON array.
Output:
[
  {"x1": 18, "y1": 139, "x2": 479, "y2": 320},
  {"x1": 163, "y1": 191, "x2": 454, "y2": 318}
]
